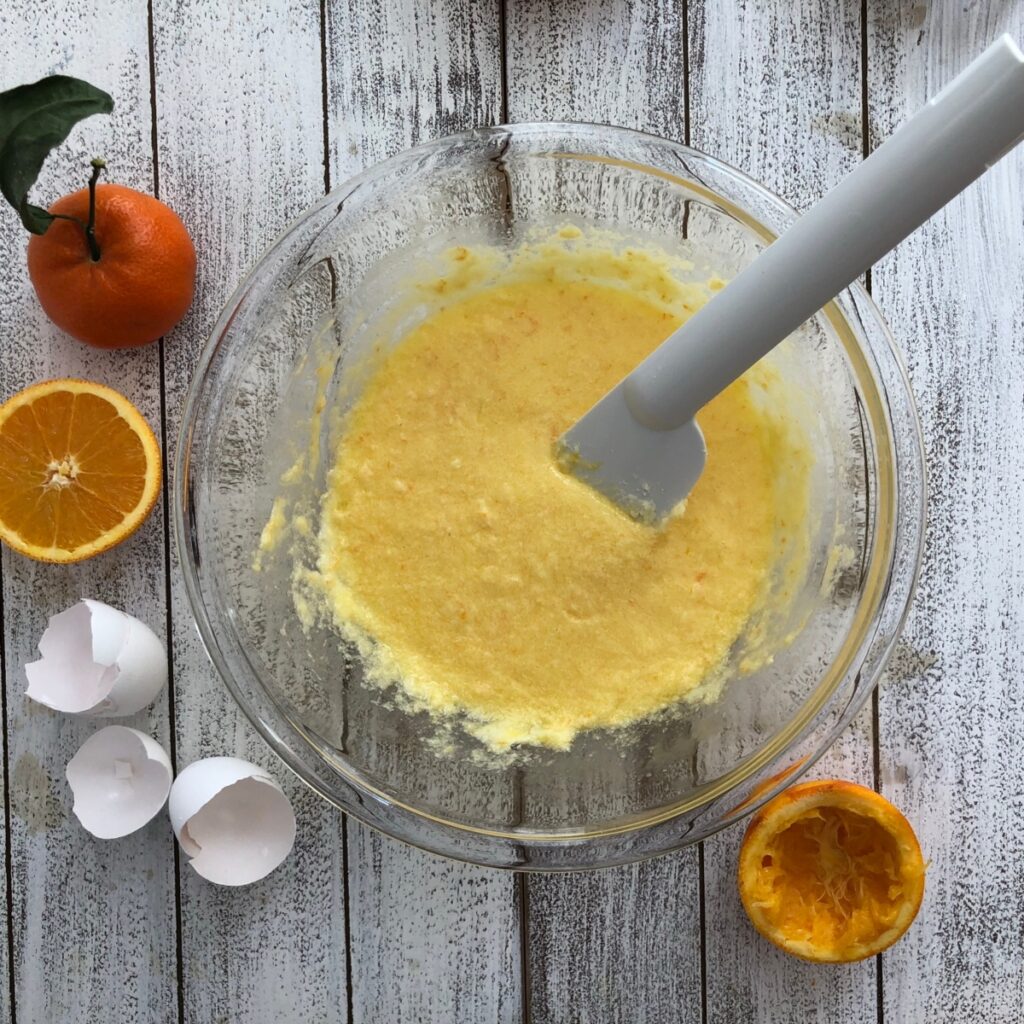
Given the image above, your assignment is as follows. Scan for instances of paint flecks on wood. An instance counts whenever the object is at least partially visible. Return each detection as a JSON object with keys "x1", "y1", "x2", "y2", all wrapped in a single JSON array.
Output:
[
  {"x1": 10, "y1": 754, "x2": 63, "y2": 835},
  {"x1": 347, "y1": 823, "x2": 522, "y2": 1024},
  {"x1": 869, "y1": 3, "x2": 1024, "y2": 1021},
  {"x1": 326, "y1": 5, "x2": 520, "y2": 1023},
  {"x1": 0, "y1": 3, "x2": 177, "y2": 1023},
  {"x1": 152, "y1": 1, "x2": 349, "y2": 1022},
  {"x1": 1, "y1": 1, "x2": 1021, "y2": 1021},
  {"x1": 503, "y1": 5, "x2": 703, "y2": 1021},
  {"x1": 505, "y1": 0, "x2": 686, "y2": 137},
  {"x1": 689, "y1": 2, "x2": 880, "y2": 1020},
  {"x1": 326, "y1": 0, "x2": 503, "y2": 184},
  {"x1": 527, "y1": 856, "x2": 702, "y2": 1024}
]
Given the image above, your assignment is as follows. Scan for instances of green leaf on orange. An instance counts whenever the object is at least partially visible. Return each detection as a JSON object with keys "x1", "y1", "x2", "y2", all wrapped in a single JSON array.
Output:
[{"x1": 0, "y1": 75, "x2": 113, "y2": 234}]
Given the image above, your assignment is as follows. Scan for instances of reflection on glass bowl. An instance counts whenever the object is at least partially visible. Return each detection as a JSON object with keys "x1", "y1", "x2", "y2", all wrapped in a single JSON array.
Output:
[{"x1": 175, "y1": 123, "x2": 924, "y2": 870}]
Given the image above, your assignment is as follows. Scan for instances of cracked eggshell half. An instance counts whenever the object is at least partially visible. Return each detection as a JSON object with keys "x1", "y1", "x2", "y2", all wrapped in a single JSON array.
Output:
[
  {"x1": 25, "y1": 599, "x2": 167, "y2": 716},
  {"x1": 66, "y1": 726, "x2": 173, "y2": 839},
  {"x1": 168, "y1": 758, "x2": 296, "y2": 886}
]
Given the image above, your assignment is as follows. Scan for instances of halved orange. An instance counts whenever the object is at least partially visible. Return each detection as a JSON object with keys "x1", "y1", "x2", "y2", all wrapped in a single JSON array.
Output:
[
  {"x1": 0, "y1": 379, "x2": 161, "y2": 563},
  {"x1": 738, "y1": 779, "x2": 925, "y2": 963}
]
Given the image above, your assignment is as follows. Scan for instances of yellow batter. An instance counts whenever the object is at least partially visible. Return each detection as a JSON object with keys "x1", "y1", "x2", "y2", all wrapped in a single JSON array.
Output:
[{"x1": 314, "y1": 241, "x2": 808, "y2": 752}]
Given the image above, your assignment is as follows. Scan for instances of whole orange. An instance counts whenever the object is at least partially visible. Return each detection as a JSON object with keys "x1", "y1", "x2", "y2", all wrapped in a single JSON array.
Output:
[{"x1": 27, "y1": 183, "x2": 196, "y2": 348}]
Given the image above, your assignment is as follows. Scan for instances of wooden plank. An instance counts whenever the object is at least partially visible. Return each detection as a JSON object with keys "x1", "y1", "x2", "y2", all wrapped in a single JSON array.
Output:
[
  {"x1": 867, "y1": 4, "x2": 1024, "y2": 1021},
  {"x1": 150, "y1": 2, "x2": 349, "y2": 1022},
  {"x1": 688, "y1": 3, "x2": 880, "y2": 1021},
  {"x1": 505, "y1": 0, "x2": 686, "y2": 134},
  {"x1": 346, "y1": 828, "x2": 521, "y2": 1023},
  {"x1": 504, "y1": 5, "x2": 706, "y2": 1022},
  {"x1": 326, "y1": 0, "x2": 504, "y2": 180},
  {"x1": 700, "y1": 709, "x2": 876, "y2": 1024},
  {"x1": 324, "y1": 4, "x2": 521, "y2": 1023},
  {"x1": 526, "y1": 856, "x2": 702, "y2": 1024},
  {"x1": 0, "y1": 2, "x2": 178, "y2": 1023},
  {"x1": 0, "y1": 648, "x2": 8, "y2": 1024}
]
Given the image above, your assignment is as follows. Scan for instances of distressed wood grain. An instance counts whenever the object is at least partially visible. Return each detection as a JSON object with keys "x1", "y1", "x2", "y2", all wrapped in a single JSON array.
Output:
[
  {"x1": 504, "y1": 5, "x2": 704, "y2": 1022},
  {"x1": 325, "y1": 4, "x2": 521, "y2": 1023},
  {"x1": 688, "y1": 3, "x2": 880, "y2": 1022},
  {"x1": 0, "y1": 2, "x2": 179, "y2": 1022},
  {"x1": 0, "y1": 669, "x2": 7, "y2": 1024},
  {"x1": 868, "y1": 4, "x2": 1024, "y2": 1022},
  {"x1": 525, "y1": 855, "x2": 702, "y2": 1024},
  {"x1": 151, "y1": 2, "x2": 348, "y2": 1022},
  {"x1": 2, "y1": 2, "x2": 1021, "y2": 1022},
  {"x1": 327, "y1": 0, "x2": 503, "y2": 181},
  {"x1": 505, "y1": 0, "x2": 686, "y2": 134},
  {"x1": 346, "y1": 827, "x2": 521, "y2": 1024}
]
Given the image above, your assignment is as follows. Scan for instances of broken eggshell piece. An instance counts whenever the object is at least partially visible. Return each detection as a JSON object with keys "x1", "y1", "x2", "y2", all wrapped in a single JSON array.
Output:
[
  {"x1": 25, "y1": 599, "x2": 167, "y2": 716},
  {"x1": 66, "y1": 726, "x2": 173, "y2": 839},
  {"x1": 168, "y1": 757, "x2": 296, "y2": 886}
]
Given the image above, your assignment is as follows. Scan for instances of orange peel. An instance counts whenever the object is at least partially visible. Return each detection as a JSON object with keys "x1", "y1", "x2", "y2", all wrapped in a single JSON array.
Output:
[{"x1": 738, "y1": 779, "x2": 925, "y2": 962}]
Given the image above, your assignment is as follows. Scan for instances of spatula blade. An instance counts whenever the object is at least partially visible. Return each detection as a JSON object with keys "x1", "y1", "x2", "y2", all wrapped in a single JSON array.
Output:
[{"x1": 556, "y1": 385, "x2": 706, "y2": 525}]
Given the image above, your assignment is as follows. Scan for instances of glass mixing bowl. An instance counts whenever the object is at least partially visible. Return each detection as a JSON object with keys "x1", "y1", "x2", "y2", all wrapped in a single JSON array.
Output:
[{"x1": 175, "y1": 123, "x2": 924, "y2": 870}]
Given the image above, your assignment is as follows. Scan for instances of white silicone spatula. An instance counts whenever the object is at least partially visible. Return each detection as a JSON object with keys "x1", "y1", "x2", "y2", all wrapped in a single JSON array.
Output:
[{"x1": 558, "y1": 34, "x2": 1024, "y2": 523}]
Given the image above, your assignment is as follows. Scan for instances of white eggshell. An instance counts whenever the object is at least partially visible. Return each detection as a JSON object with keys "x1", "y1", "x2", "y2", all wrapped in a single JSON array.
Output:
[
  {"x1": 66, "y1": 727, "x2": 173, "y2": 839},
  {"x1": 168, "y1": 758, "x2": 296, "y2": 886},
  {"x1": 25, "y1": 599, "x2": 167, "y2": 716}
]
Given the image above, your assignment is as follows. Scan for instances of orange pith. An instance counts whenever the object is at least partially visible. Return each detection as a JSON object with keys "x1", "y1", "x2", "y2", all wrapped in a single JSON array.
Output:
[
  {"x1": 737, "y1": 780, "x2": 925, "y2": 963},
  {"x1": 0, "y1": 380, "x2": 161, "y2": 563}
]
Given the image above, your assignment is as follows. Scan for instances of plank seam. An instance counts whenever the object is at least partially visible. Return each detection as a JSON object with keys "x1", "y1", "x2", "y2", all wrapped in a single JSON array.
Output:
[
  {"x1": 0, "y1": 560, "x2": 16, "y2": 1024},
  {"x1": 499, "y1": 0, "x2": 510, "y2": 122},
  {"x1": 861, "y1": 0, "x2": 872, "y2": 298},
  {"x1": 686, "y1": 11, "x2": 705, "y2": 1021},
  {"x1": 698, "y1": 842, "x2": 708, "y2": 1024},
  {"x1": 517, "y1": 873, "x2": 532, "y2": 1024},
  {"x1": 321, "y1": 8, "x2": 352, "y2": 1021},
  {"x1": 682, "y1": 0, "x2": 691, "y2": 146},
  {"x1": 341, "y1": 816, "x2": 354, "y2": 1024},
  {"x1": 147, "y1": 2, "x2": 186, "y2": 1020},
  {"x1": 861, "y1": 4, "x2": 884, "y2": 1020},
  {"x1": 498, "y1": 12, "x2": 527, "y2": 1024},
  {"x1": 157, "y1": 348, "x2": 187, "y2": 1024},
  {"x1": 320, "y1": 0, "x2": 331, "y2": 194}
]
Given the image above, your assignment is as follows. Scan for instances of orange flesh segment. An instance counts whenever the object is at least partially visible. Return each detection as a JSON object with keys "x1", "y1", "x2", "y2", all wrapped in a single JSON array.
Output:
[
  {"x1": 0, "y1": 382, "x2": 159, "y2": 561},
  {"x1": 753, "y1": 806, "x2": 906, "y2": 949}
]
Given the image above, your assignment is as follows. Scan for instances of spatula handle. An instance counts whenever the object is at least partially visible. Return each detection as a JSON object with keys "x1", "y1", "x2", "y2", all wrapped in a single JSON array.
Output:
[{"x1": 624, "y1": 33, "x2": 1024, "y2": 431}]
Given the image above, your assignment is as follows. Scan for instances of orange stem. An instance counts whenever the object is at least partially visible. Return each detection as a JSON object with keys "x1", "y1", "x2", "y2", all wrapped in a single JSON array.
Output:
[{"x1": 84, "y1": 158, "x2": 105, "y2": 261}]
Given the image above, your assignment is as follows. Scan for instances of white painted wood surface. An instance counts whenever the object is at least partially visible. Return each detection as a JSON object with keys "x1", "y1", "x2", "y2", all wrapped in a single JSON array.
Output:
[
  {"x1": 0, "y1": 4, "x2": 177, "y2": 1023},
  {"x1": 504, "y1": 6, "x2": 703, "y2": 1023},
  {"x1": 1, "y1": 1, "x2": 1022, "y2": 1021},
  {"x1": 151, "y1": 2, "x2": 349, "y2": 1022},
  {"x1": 868, "y1": 3, "x2": 1024, "y2": 1022},
  {"x1": 688, "y1": 3, "x2": 880, "y2": 1022},
  {"x1": 324, "y1": 5, "x2": 522, "y2": 1023}
]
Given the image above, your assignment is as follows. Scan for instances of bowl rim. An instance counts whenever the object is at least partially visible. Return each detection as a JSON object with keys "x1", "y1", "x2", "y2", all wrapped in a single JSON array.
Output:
[{"x1": 174, "y1": 121, "x2": 926, "y2": 868}]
